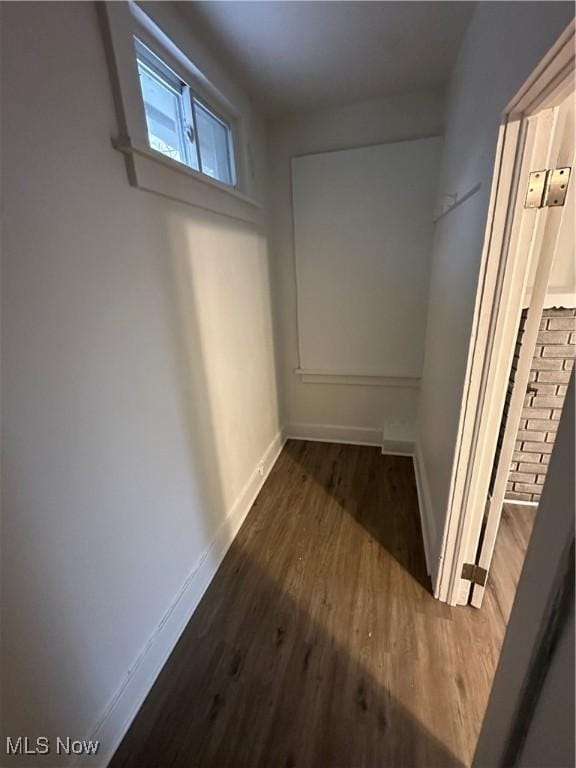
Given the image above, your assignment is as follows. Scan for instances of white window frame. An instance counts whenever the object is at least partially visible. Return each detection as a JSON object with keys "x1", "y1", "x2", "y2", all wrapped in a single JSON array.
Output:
[
  {"x1": 135, "y1": 40, "x2": 198, "y2": 170},
  {"x1": 190, "y1": 93, "x2": 237, "y2": 187},
  {"x1": 99, "y1": 1, "x2": 260, "y2": 224},
  {"x1": 135, "y1": 36, "x2": 237, "y2": 188}
]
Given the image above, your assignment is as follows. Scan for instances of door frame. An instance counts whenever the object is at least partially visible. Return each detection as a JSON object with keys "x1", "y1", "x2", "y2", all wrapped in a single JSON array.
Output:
[
  {"x1": 436, "y1": 20, "x2": 575, "y2": 606},
  {"x1": 471, "y1": 101, "x2": 574, "y2": 608}
]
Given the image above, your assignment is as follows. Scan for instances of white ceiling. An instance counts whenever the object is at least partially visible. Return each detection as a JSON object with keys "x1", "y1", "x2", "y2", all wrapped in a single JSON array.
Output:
[{"x1": 179, "y1": 1, "x2": 475, "y2": 116}]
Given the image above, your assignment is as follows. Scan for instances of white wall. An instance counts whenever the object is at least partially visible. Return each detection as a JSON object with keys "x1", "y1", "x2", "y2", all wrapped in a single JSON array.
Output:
[
  {"x1": 1, "y1": 2, "x2": 279, "y2": 763},
  {"x1": 417, "y1": 2, "x2": 574, "y2": 564},
  {"x1": 292, "y1": 137, "x2": 442, "y2": 378},
  {"x1": 268, "y1": 91, "x2": 445, "y2": 439}
]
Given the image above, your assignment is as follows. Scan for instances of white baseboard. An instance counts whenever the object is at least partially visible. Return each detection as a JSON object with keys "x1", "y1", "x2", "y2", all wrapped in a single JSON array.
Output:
[
  {"x1": 284, "y1": 422, "x2": 382, "y2": 447},
  {"x1": 380, "y1": 440, "x2": 415, "y2": 456},
  {"x1": 283, "y1": 422, "x2": 418, "y2": 457},
  {"x1": 413, "y1": 443, "x2": 437, "y2": 578},
  {"x1": 381, "y1": 419, "x2": 416, "y2": 457},
  {"x1": 77, "y1": 430, "x2": 285, "y2": 768}
]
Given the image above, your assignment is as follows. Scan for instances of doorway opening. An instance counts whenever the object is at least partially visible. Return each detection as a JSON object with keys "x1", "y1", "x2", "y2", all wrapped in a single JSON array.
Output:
[
  {"x1": 434, "y1": 21, "x2": 575, "y2": 610},
  {"x1": 471, "y1": 88, "x2": 574, "y2": 610}
]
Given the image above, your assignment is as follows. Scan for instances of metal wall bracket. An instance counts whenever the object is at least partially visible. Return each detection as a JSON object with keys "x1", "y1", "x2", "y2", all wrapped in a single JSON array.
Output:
[{"x1": 462, "y1": 563, "x2": 488, "y2": 587}]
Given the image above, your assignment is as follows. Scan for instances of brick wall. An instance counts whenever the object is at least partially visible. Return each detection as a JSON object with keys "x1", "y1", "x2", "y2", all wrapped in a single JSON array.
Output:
[{"x1": 505, "y1": 307, "x2": 575, "y2": 503}]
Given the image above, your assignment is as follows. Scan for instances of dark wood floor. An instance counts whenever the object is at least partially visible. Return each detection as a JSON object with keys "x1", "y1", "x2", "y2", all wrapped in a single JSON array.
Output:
[{"x1": 110, "y1": 442, "x2": 536, "y2": 768}]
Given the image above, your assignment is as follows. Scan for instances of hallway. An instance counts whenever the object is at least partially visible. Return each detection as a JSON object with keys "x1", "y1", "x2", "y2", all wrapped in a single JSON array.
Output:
[{"x1": 110, "y1": 442, "x2": 534, "y2": 768}]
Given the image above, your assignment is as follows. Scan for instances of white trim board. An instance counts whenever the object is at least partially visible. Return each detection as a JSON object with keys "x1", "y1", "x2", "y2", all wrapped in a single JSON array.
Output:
[
  {"x1": 524, "y1": 292, "x2": 576, "y2": 308},
  {"x1": 75, "y1": 431, "x2": 285, "y2": 768},
  {"x1": 114, "y1": 142, "x2": 262, "y2": 225},
  {"x1": 380, "y1": 443, "x2": 414, "y2": 457},
  {"x1": 413, "y1": 444, "x2": 437, "y2": 578},
  {"x1": 503, "y1": 498, "x2": 540, "y2": 508},
  {"x1": 283, "y1": 422, "x2": 382, "y2": 447},
  {"x1": 295, "y1": 369, "x2": 420, "y2": 388},
  {"x1": 284, "y1": 422, "x2": 418, "y2": 453},
  {"x1": 283, "y1": 421, "x2": 416, "y2": 455}
]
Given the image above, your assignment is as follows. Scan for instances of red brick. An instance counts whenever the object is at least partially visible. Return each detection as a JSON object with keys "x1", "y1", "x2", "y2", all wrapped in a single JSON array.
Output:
[
  {"x1": 531, "y1": 358, "x2": 564, "y2": 370},
  {"x1": 526, "y1": 420, "x2": 558, "y2": 431},
  {"x1": 537, "y1": 330, "x2": 570, "y2": 344},
  {"x1": 531, "y1": 382, "x2": 558, "y2": 394},
  {"x1": 521, "y1": 441, "x2": 553, "y2": 453},
  {"x1": 509, "y1": 471, "x2": 536, "y2": 483},
  {"x1": 518, "y1": 462, "x2": 545, "y2": 474},
  {"x1": 541, "y1": 345, "x2": 575, "y2": 358},
  {"x1": 514, "y1": 482, "x2": 544, "y2": 494},
  {"x1": 536, "y1": 371, "x2": 570, "y2": 384},
  {"x1": 531, "y1": 395, "x2": 564, "y2": 408},
  {"x1": 544, "y1": 308, "x2": 576, "y2": 317},
  {"x1": 505, "y1": 491, "x2": 533, "y2": 502},
  {"x1": 517, "y1": 429, "x2": 546, "y2": 442},
  {"x1": 547, "y1": 317, "x2": 576, "y2": 330},
  {"x1": 522, "y1": 407, "x2": 551, "y2": 419},
  {"x1": 513, "y1": 451, "x2": 541, "y2": 463}
]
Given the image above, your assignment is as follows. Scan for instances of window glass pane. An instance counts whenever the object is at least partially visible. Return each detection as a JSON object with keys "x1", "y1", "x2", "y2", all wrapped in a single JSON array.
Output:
[
  {"x1": 134, "y1": 41, "x2": 236, "y2": 185},
  {"x1": 137, "y1": 59, "x2": 199, "y2": 171},
  {"x1": 195, "y1": 101, "x2": 233, "y2": 185},
  {"x1": 137, "y1": 62, "x2": 183, "y2": 161}
]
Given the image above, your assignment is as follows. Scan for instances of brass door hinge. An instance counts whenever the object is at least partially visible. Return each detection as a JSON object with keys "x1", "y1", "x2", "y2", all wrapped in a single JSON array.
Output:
[
  {"x1": 545, "y1": 167, "x2": 571, "y2": 207},
  {"x1": 462, "y1": 563, "x2": 488, "y2": 587},
  {"x1": 525, "y1": 167, "x2": 571, "y2": 209}
]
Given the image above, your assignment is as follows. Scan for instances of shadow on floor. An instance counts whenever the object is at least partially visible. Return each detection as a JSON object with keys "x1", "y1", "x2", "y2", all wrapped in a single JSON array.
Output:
[
  {"x1": 283, "y1": 439, "x2": 432, "y2": 593},
  {"x1": 109, "y1": 442, "x2": 462, "y2": 768}
]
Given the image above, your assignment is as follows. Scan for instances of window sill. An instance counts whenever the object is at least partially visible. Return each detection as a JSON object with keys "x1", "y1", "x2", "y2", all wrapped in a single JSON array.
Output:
[{"x1": 113, "y1": 140, "x2": 263, "y2": 225}]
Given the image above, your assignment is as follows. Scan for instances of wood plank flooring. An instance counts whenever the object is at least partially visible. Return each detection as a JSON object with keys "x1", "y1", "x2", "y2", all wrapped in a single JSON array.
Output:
[
  {"x1": 110, "y1": 442, "x2": 536, "y2": 768},
  {"x1": 485, "y1": 502, "x2": 537, "y2": 628}
]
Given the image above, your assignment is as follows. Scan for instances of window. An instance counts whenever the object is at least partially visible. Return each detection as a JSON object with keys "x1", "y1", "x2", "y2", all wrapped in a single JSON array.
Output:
[
  {"x1": 102, "y1": 2, "x2": 260, "y2": 223},
  {"x1": 135, "y1": 40, "x2": 235, "y2": 187}
]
